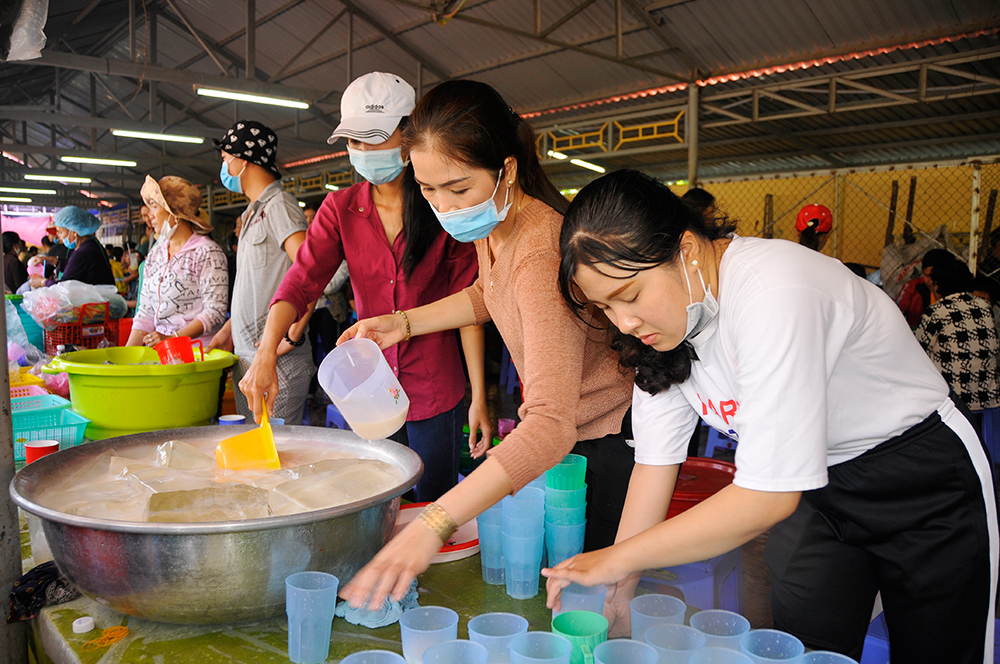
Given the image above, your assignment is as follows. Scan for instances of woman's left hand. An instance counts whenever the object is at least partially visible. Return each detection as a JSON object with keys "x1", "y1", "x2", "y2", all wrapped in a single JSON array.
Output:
[
  {"x1": 468, "y1": 398, "x2": 493, "y2": 459},
  {"x1": 142, "y1": 331, "x2": 170, "y2": 347},
  {"x1": 340, "y1": 519, "x2": 443, "y2": 609}
]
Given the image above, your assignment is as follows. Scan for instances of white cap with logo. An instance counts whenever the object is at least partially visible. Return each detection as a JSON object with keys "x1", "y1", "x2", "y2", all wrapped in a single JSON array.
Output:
[{"x1": 327, "y1": 72, "x2": 416, "y2": 145}]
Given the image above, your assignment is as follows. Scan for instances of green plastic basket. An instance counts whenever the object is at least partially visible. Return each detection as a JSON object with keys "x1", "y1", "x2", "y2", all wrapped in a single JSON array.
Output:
[{"x1": 11, "y1": 405, "x2": 90, "y2": 462}]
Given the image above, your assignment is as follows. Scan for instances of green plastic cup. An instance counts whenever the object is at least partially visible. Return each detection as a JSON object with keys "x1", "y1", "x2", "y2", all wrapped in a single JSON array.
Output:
[
  {"x1": 551, "y1": 611, "x2": 608, "y2": 664},
  {"x1": 546, "y1": 455, "x2": 587, "y2": 490}
]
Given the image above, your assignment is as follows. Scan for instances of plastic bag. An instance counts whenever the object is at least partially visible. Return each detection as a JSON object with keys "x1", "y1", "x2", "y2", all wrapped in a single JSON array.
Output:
[
  {"x1": 22, "y1": 280, "x2": 113, "y2": 330},
  {"x1": 4, "y1": 0, "x2": 48, "y2": 62}
]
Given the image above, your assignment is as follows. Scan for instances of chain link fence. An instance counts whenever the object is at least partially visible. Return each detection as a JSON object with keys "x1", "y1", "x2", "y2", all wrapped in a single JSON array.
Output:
[{"x1": 687, "y1": 157, "x2": 1000, "y2": 298}]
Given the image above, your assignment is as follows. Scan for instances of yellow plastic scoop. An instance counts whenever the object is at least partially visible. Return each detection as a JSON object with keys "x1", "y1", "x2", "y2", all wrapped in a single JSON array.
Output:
[{"x1": 215, "y1": 408, "x2": 281, "y2": 471}]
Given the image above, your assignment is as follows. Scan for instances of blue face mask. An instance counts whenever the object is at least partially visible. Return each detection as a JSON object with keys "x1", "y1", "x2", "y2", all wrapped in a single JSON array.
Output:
[
  {"x1": 431, "y1": 169, "x2": 513, "y2": 243},
  {"x1": 220, "y1": 158, "x2": 246, "y2": 193},
  {"x1": 63, "y1": 238, "x2": 77, "y2": 250},
  {"x1": 347, "y1": 146, "x2": 407, "y2": 186}
]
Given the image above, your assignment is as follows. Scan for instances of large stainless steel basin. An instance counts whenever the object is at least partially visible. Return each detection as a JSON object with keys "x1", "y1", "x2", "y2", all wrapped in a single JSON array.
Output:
[{"x1": 9, "y1": 426, "x2": 422, "y2": 625}]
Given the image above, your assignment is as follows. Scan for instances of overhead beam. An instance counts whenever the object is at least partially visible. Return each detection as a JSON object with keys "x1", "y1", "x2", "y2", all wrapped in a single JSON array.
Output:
[
  {"x1": 268, "y1": 10, "x2": 347, "y2": 83},
  {"x1": 161, "y1": 0, "x2": 232, "y2": 76},
  {"x1": 0, "y1": 142, "x2": 217, "y2": 167},
  {"x1": 448, "y1": 13, "x2": 691, "y2": 83},
  {"x1": 621, "y1": 0, "x2": 700, "y2": 74},
  {"x1": 17, "y1": 50, "x2": 326, "y2": 103},
  {"x1": 539, "y1": 0, "x2": 601, "y2": 38},
  {"x1": 336, "y1": 0, "x2": 451, "y2": 82}
]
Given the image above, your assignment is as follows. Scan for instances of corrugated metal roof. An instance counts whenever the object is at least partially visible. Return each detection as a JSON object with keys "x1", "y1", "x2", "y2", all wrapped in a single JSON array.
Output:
[{"x1": 1, "y1": 0, "x2": 998, "y2": 197}]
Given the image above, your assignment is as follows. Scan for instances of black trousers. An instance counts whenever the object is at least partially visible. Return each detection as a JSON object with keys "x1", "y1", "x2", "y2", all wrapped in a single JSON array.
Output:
[
  {"x1": 764, "y1": 399, "x2": 996, "y2": 662},
  {"x1": 571, "y1": 408, "x2": 635, "y2": 552}
]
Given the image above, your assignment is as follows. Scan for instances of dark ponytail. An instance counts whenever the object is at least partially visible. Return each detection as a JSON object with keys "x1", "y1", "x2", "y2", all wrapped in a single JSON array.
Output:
[
  {"x1": 798, "y1": 226, "x2": 821, "y2": 251},
  {"x1": 402, "y1": 80, "x2": 568, "y2": 216},
  {"x1": 559, "y1": 169, "x2": 736, "y2": 395}
]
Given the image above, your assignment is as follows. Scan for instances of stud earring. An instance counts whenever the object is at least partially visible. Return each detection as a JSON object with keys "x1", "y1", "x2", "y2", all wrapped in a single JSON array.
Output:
[
  {"x1": 691, "y1": 259, "x2": 699, "y2": 267},
  {"x1": 507, "y1": 180, "x2": 513, "y2": 186}
]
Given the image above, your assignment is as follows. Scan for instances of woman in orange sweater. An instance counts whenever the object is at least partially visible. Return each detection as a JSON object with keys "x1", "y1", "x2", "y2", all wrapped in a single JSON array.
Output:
[{"x1": 338, "y1": 80, "x2": 634, "y2": 615}]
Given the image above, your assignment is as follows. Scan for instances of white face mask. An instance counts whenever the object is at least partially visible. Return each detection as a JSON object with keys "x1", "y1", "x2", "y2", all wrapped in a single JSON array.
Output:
[
  {"x1": 156, "y1": 214, "x2": 178, "y2": 246},
  {"x1": 679, "y1": 248, "x2": 720, "y2": 348}
]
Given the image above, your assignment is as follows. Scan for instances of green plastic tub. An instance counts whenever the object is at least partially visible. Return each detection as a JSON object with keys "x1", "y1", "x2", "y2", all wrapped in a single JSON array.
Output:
[{"x1": 44, "y1": 346, "x2": 237, "y2": 439}]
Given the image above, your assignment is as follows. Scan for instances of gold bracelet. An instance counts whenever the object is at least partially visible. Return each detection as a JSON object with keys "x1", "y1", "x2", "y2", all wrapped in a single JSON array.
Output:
[
  {"x1": 394, "y1": 310, "x2": 411, "y2": 342},
  {"x1": 417, "y1": 502, "x2": 457, "y2": 544}
]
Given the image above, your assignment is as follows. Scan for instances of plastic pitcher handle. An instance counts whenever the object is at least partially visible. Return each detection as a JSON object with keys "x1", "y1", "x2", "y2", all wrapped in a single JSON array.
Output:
[
  {"x1": 191, "y1": 339, "x2": 205, "y2": 361},
  {"x1": 581, "y1": 644, "x2": 594, "y2": 664}
]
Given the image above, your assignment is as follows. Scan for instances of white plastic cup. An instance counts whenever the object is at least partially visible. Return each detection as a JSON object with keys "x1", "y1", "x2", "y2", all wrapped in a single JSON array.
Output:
[
  {"x1": 468, "y1": 613, "x2": 530, "y2": 663},
  {"x1": 739, "y1": 630, "x2": 805, "y2": 664},
  {"x1": 629, "y1": 594, "x2": 686, "y2": 641},
  {"x1": 342, "y1": 651, "x2": 407, "y2": 664},
  {"x1": 399, "y1": 607, "x2": 459, "y2": 664},
  {"x1": 690, "y1": 648, "x2": 755, "y2": 664},
  {"x1": 800, "y1": 652, "x2": 857, "y2": 664},
  {"x1": 509, "y1": 632, "x2": 573, "y2": 664},
  {"x1": 592, "y1": 639, "x2": 658, "y2": 664},
  {"x1": 422, "y1": 639, "x2": 488, "y2": 664},
  {"x1": 552, "y1": 583, "x2": 606, "y2": 618},
  {"x1": 317, "y1": 337, "x2": 409, "y2": 440},
  {"x1": 690, "y1": 610, "x2": 752, "y2": 650},
  {"x1": 643, "y1": 623, "x2": 708, "y2": 664}
]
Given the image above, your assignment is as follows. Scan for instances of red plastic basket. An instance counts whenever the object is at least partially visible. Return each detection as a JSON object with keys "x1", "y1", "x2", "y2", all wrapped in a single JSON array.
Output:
[{"x1": 44, "y1": 302, "x2": 115, "y2": 355}]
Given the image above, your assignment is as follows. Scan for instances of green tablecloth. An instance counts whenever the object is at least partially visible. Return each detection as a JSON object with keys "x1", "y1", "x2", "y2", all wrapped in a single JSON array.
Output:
[{"x1": 20, "y1": 512, "x2": 552, "y2": 664}]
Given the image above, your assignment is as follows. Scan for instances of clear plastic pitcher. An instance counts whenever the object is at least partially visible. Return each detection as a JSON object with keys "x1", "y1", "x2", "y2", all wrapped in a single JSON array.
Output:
[{"x1": 318, "y1": 338, "x2": 409, "y2": 440}]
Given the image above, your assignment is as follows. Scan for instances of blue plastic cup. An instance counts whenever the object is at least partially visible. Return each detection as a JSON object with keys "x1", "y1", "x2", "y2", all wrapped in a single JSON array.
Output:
[
  {"x1": 285, "y1": 571, "x2": 339, "y2": 664},
  {"x1": 592, "y1": 639, "x2": 658, "y2": 664},
  {"x1": 801, "y1": 652, "x2": 857, "y2": 664},
  {"x1": 545, "y1": 504, "x2": 587, "y2": 526},
  {"x1": 342, "y1": 651, "x2": 408, "y2": 664},
  {"x1": 422, "y1": 639, "x2": 489, "y2": 664},
  {"x1": 504, "y1": 533, "x2": 545, "y2": 599},
  {"x1": 503, "y1": 488, "x2": 546, "y2": 526},
  {"x1": 468, "y1": 612, "x2": 530, "y2": 663},
  {"x1": 399, "y1": 607, "x2": 459, "y2": 664},
  {"x1": 527, "y1": 474, "x2": 548, "y2": 492},
  {"x1": 690, "y1": 610, "x2": 752, "y2": 650},
  {"x1": 629, "y1": 594, "x2": 686, "y2": 642},
  {"x1": 545, "y1": 522, "x2": 586, "y2": 566},
  {"x1": 503, "y1": 514, "x2": 545, "y2": 537},
  {"x1": 643, "y1": 623, "x2": 708, "y2": 664},
  {"x1": 478, "y1": 506, "x2": 506, "y2": 585},
  {"x1": 545, "y1": 486, "x2": 587, "y2": 509},
  {"x1": 219, "y1": 414, "x2": 245, "y2": 425},
  {"x1": 690, "y1": 648, "x2": 755, "y2": 664},
  {"x1": 552, "y1": 583, "x2": 606, "y2": 618},
  {"x1": 739, "y1": 630, "x2": 805, "y2": 664},
  {"x1": 509, "y1": 632, "x2": 573, "y2": 664}
]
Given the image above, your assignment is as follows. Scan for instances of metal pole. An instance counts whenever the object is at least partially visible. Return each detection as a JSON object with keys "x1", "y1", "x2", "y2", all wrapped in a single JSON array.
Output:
[
  {"x1": 970, "y1": 164, "x2": 982, "y2": 271},
  {"x1": 0, "y1": 294, "x2": 27, "y2": 664},
  {"x1": 416, "y1": 62, "x2": 423, "y2": 99},
  {"x1": 129, "y1": 0, "x2": 135, "y2": 62},
  {"x1": 346, "y1": 11, "x2": 353, "y2": 87},
  {"x1": 615, "y1": 0, "x2": 622, "y2": 60},
  {"x1": 246, "y1": 0, "x2": 256, "y2": 79},
  {"x1": 90, "y1": 74, "x2": 98, "y2": 152},
  {"x1": 149, "y1": 3, "x2": 158, "y2": 122},
  {"x1": 833, "y1": 173, "x2": 841, "y2": 259},
  {"x1": 687, "y1": 84, "x2": 699, "y2": 187}
]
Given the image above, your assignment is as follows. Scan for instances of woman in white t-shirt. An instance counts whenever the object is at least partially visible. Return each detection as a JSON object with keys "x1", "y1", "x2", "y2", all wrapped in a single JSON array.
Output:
[{"x1": 544, "y1": 169, "x2": 997, "y2": 663}]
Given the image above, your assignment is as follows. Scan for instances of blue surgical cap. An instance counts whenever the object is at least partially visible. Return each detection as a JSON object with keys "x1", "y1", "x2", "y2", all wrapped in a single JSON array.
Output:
[{"x1": 53, "y1": 206, "x2": 102, "y2": 236}]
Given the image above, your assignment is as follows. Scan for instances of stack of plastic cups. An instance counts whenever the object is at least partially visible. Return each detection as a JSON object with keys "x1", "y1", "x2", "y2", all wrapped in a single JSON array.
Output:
[
  {"x1": 477, "y1": 503, "x2": 505, "y2": 585},
  {"x1": 501, "y1": 487, "x2": 546, "y2": 599},
  {"x1": 544, "y1": 454, "x2": 587, "y2": 567}
]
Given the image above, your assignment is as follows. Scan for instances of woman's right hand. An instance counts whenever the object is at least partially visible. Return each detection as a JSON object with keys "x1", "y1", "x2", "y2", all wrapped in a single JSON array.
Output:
[
  {"x1": 238, "y1": 351, "x2": 279, "y2": 424},
  {"x1": 336, "y1": 313, "x2": 407, "y2": 350}
]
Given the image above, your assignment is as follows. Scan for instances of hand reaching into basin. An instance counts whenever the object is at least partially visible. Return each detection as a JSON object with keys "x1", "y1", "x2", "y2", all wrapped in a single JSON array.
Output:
[{"x1": 336, "y1": 312, "x2": 408, "y2": 350}]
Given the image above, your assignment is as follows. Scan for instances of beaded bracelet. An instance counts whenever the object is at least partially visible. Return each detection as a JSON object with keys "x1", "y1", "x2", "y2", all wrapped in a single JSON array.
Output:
[
  {"x1": 284, "y1": 332, "x2": 305, "y2": 347},
  {"x1": 417, "y1": 502, "x2": 457, "y2": 544},
  {"x1": 394, "y1": 310, "x2": 412, "y2": 342}
]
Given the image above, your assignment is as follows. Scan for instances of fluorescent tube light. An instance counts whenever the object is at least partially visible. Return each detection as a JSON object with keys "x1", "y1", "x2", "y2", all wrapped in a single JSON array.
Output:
[
  {"x1": 570, "y1": 159, "x2": 606, "y2": 174},
  {"x1": 61, "y1": 156, "x2": 138, "y2": 167},
  {"x1": 324, "y1": 184, "x2": 340, "y2": 191},
  {"x1": 0, "y1": 196, "x2": 32, "y2": 203},
  {"x1": 196, "y1": 87, "x2": 309, "y2": 109},
  {"x1": 112, "y1": 129, "x2": 205, "y2": 144},
  {"x1": 25, "y1": 173, "x2": 92, "y2": 184},
  {"x1": 0, "y1": 186, "x2": 57, "y2": 194},
  {"x1": 547, "y1": 150, "x2": 568, "y2": 160}
]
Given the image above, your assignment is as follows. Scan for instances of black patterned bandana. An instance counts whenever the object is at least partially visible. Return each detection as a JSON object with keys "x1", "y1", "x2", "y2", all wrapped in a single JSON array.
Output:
[{"x1": 213, "y1": 120, "x2": 281, "y2": 179}]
